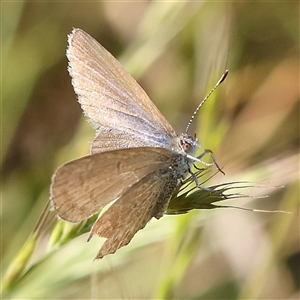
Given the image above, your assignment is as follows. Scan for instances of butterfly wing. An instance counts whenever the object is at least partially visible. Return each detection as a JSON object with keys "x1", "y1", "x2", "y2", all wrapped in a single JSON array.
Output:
[
  {"x1": 67, "y1": 28, "x2": 177, "y2": 153},
  {"x1": 50, "y1": 147, "x2": 178, "y2": 223},
  {"x1": 89, "y1": 167, "x2": 179, "y2": 259}
]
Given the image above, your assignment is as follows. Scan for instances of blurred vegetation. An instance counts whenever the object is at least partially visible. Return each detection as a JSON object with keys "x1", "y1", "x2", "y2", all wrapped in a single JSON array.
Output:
[{"x1": 2, "y1": 2, "x2": 299, "y2": 299}]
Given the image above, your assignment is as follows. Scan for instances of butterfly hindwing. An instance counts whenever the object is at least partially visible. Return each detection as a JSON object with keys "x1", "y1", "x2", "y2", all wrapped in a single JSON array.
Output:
[{"x1": 89, "y1": 167, "x2": 179, "y2": 259}]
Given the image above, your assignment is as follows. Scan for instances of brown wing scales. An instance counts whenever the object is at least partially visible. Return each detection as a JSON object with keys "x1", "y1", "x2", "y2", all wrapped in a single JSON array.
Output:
[
  {"x1": 50, "y1": 147, "x2": 177, "y2": 223},
  {"x1": 89, "y1": 168, "x2": 179, "y2": 259}
]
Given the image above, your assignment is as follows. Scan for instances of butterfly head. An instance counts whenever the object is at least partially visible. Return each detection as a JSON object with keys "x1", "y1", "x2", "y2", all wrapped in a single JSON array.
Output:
[{"x1": 179, "y1": 133, "x2": 199, "y2": 156}]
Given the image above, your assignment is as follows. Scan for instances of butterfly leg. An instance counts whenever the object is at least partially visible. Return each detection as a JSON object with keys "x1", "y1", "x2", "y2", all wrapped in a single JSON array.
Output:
[
  {"x1": 188, "y1": 169, "x2": 211, "y2": 191},
  {"x1": 197, "y1": 149, "x2": 225, "y2": 175}
]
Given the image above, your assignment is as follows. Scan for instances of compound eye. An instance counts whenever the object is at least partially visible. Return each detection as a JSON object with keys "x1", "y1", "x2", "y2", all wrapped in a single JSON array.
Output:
[{"x1": 183, "y1": 142, "x2": 190, "y2": 152}]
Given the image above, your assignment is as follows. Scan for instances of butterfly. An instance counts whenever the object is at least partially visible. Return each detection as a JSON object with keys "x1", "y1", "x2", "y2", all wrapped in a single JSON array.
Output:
[{"x1": 50, "y1": 28, "x2": 227, "y2": 259}]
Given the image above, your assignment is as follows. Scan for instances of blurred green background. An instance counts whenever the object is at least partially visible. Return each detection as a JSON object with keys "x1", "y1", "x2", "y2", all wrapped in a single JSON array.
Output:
[{"x1": 2, "y1": 2, "x2": 299, "y2": 299}]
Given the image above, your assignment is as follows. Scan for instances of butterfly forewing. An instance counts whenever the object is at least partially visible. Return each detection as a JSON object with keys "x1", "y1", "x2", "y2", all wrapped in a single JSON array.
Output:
[
  {"x1": 50, "y1": 147, "x2": 178, "y2": 223},
  {"x1": 91, "y1": 127, "x2": 173, "y2": 154},
  {"x1": 89, "y1": 167, "x2": 179, "y2": 259},
  {"x1": 67, "y1": 28, "x2": 178, "y2": 153}
]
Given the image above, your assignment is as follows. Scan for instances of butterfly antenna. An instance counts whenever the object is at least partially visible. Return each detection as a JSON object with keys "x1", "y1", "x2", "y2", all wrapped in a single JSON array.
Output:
[{"x1": 185, "y1": 70, "x2": 229, "y2": 134}]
